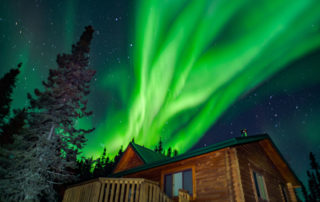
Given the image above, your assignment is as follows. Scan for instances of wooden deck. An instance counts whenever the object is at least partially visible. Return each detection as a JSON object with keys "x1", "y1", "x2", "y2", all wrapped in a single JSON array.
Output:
[{"x1": 63, "y1": 178, "x2": 190, "y2": 202}]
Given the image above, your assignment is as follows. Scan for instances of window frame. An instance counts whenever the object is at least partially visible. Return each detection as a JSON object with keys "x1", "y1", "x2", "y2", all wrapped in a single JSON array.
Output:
[
  {"x1": 251, "y1": 170, "x2": 269, "y2": 202},
  {"x1": 161, "y1": 165, "x2": 196, "y2": 199}
]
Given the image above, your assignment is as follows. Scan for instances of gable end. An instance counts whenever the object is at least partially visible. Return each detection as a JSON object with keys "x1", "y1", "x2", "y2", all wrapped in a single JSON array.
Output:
[{"x1": 113, "y1": 145, "x2": 144, "y2": 173}]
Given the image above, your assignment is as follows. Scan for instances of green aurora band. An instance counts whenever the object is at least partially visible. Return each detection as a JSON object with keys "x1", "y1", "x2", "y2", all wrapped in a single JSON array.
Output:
[{"x1": 83, "y1": 0, "x2": 320, "y2": 158}]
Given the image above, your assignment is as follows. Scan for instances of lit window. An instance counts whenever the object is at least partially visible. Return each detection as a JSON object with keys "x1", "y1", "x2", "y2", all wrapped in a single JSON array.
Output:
[
  {"x1": 253, "y1": 171, "x2": 268, "y2": 200},
  {"x1": 164, "y1": 169, "x2": 193, "y2": 198}
]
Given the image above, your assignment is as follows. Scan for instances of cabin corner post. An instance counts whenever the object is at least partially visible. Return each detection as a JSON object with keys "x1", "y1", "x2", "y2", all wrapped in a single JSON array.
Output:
[
  {"x1": 231, "y1": 148, "x2": 245, "y2": 202},
  {"x1": 286, "y1": 182, "x2": 298, "y2": 202},
  {"x1": 225, "y1": 149, "x2": 234, "y2": 201}
]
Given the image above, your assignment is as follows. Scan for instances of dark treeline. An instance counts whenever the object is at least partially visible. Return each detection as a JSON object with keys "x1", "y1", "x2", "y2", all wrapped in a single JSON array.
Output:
[
  {"x1": 76, "y1": 147, "x2": 123, "y2": 181},
  {"x1": 76, "y1": 139, "x2": 179, "y2": 182},
  {"x1": 153, "y1": 138, "x2": 178, "y2": 157}
]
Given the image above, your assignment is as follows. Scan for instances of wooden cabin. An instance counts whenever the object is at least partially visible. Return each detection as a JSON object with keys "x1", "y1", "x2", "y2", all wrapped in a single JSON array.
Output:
[{"x1": 63, "y1": 134, "x2": 301, "y2": 202}]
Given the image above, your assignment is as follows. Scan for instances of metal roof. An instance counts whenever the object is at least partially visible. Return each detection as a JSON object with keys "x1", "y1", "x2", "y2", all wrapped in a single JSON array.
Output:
[{"x1": 129, "y1": 142, "x2": 170, "y2": 164}]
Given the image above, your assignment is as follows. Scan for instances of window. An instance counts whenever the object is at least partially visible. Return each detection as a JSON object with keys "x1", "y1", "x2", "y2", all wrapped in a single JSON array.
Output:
[
  {"x1": 164, "y1": 169, "x2": 193, "y2": 198},
  {"x1": 280, "y1": 184, "x2": 289, "y2": 202},
  {"x1": 253, "y1": 171, "x2": 268, "y2": 201}
]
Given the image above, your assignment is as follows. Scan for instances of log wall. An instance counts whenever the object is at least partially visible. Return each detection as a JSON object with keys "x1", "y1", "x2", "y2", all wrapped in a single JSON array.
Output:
[
  {"x1": 236, "y1": 142, "x2": 293, "y2": 202},
  {"x1": 123, "y1": 148, "x2": 243, "y2": 202}
]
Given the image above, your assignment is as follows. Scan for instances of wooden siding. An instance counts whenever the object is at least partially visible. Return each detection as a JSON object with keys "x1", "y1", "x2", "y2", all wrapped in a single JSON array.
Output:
[
  {"x1": 229, "y1": 147, "x2": 245, "y2": 202},
  {"x1": 113, "y1": 146, "x2": 144, "y2": 173},
  {"x1": 259, "y1": 139, "x2": 300, "y2": 187},
  {"x1": 236, "y1": 141, "x2": 294, "y2": 202},
  {"x1": 122, "y1": 148, "x2": 242, "y2": 202}
]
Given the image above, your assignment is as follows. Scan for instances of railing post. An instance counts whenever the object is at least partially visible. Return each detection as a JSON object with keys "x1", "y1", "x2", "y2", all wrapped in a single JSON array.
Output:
[
  {"x1": 130, "y1": 181, "x2": 135, "y2": 202},
  {"x1": 178, "y1": 189, "x2": 190, "y2": 202},
  {"x1": 148, "y1": 183, "x2": 152, "y2": 202},
  {"x1": 63, "y1": 178, "x2": 174, "y2": 202},
  {"x1": 98, "y1": 180, "x2": 105, "y2": 202},
  {"x1": 109, "y1": 180, "x2": 115, "y2": 202},
  {"x1": 125, "y1": 181, "x2": 130, "y2": 201},
  {"x1": 139, "y1": 180, "x2": 146, "y2": 202},
  {"x1": 135, "y1": 181, "x2": 140, "y2": 202},
  {"x1": 114, "y1": 180, "x2": 120, "y2": 202},
  {"x1": 119, "y1": 180, "x2": 126, "y2": 202}
]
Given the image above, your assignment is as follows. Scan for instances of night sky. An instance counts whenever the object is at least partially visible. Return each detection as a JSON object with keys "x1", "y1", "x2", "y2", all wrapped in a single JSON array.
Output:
[{"x1": 1, "y1": 0, "x2": 320, "y2": 188}]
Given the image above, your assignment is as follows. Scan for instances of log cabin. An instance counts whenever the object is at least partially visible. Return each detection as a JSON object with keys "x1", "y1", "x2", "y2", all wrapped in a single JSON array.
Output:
[{"x1": 63, "y1": 134, "x2": 301, "y2": 202}]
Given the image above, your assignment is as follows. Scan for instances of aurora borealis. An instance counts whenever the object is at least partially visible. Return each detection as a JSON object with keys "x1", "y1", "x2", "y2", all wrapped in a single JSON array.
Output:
[
  {"x1": 129, "y1": 0, "x2": 320, "y2": 152},
  {"x1": 1, "y1": 0, "x2": 320, "y2": 189}
]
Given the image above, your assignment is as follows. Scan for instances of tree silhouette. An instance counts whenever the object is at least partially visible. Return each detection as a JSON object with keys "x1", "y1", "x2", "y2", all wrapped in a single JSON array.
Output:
[
  {"x1": 0, "y1": 63, "x2": 22, "y2": 144},
  {"x1": 0, "y1": 26, "x2": 96, "y2": 202},
  {"x1": 302, "y1": 152, "x2": 320, "y2": 201}
]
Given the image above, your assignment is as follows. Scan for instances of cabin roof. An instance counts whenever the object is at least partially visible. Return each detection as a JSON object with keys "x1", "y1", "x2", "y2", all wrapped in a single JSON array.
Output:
[
  {"x1": 112, "y1": 134, "x2": 268, "y2": 176},
  {"x1": 111, "y1": 134, "x2": 301, "y2": 187},
  {"x1": 129, "y1": 142, "x2": 169, "y2": 164}
]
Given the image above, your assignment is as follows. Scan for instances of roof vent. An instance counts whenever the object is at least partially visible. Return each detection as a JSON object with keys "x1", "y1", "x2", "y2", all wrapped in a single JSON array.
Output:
[{"x1": 241, "y1": 129, "x2": 248, "y2": 137}]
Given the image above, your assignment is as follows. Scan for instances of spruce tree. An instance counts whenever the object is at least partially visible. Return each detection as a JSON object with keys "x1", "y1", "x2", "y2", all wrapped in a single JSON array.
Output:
[
  {"x1": 0, "y1": 63, "x2": 22, "y2": 142},
  {"x1": 77, "y1": 157, "x2": 94, "y2": 181},
  {"x1": 0, "y1": 26, "x2": 96, "y2": 201},
  {"x1": 166, "y1": 147, "x2": 172, "y2": 157},
  {"x1": 0, "y1": 109, "x2": 26, "y2": 145},
  {"x1": 103, "y1": 156, "x2": 114, "y2": 176},
  {"x1": 173, "y1": 149, "x2": 178, "y2": 157},
  {"x1": 0, "y1": 109, "x2": 26, "y2": 178},
  {"x1": 309, "y1": 152, "x2": 320, "y2": 200},
  {"x1": 0, "y1": 64, "x2": 25, "y2": 180},
  {"x1": 302, "y1": 152, "x2": 320, "y2": 202},
  {"x1": 93, "y1": 147, "x2": 107, "y2": 177},
  {"x1": 154, "y1": 139, "x2": 164, "y2": 154},
  {"x1": 310, "y1": 152, "x2": 320, "y2": 187},
  {"x1": 113, "y1": 146, "x2": 124, "y2": 166}
]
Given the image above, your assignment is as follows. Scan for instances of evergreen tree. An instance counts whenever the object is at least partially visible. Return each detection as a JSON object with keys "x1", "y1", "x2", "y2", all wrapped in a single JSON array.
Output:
[
  {"x1": 302, "y1": 183, "x2": 310, "y2": 202},
  {"x1": 166, "y1": 147, "x2": 172, "y2": 157},
  {"x1": 173, "y1": 149, "x2": 178, "y2": 157},
  {"x1": 0, "y1": 26, "x2": 96, "y2": 201},
  {"x1": 77, "y1": 157, "x2": 94, "y2": 181},
  {"x1": 158, "y1": 139, "x2": 163, "y2": 154},
  {"x1": 308, "y1": 152, "x2": 320, "y2": 200},
  {"x1": 0, "y1": 64, "x2": 26, "y2": 179},
  {"x1": 0, "y1": 109, "x2": 26, "y2": 178},
  {"x1": 0, "y1": 109, "x2": 26, "y2": 145},
  {"x1": 0, "y1": 63, "x2": 22, "y2": 142},
  {"x1": 93, "y1": 147, "x2": 107, "y2": 177},
  {"x1": 302, "y1": 152, "x2": 320, "y2": 202},
  {"x1": 103, "y1": 156, "x2": 114, "y2": 176},
  {"x1": 310, "y1": 152, "x2": 320, "y2": 188},
  {"x1": 113, "y1": 146, "x2": 124, "y2": 167},
  {"x1": 154, "y1": 139, "x2": 164, "y2": 154}
]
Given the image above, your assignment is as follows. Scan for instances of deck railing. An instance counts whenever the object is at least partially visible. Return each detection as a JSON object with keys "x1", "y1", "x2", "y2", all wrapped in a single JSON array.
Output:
[
  {"x1": 63, "y1": 178, "x2": 175, "y2": 202},
  {"x1": 178, "y1": 189, "x2": 190, "y2": 202}
]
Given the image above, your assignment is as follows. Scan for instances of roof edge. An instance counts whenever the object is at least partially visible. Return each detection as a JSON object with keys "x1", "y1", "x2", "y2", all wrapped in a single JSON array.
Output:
[{"x1": 110, "y1": 134, "x2": 270, "y2": 177}]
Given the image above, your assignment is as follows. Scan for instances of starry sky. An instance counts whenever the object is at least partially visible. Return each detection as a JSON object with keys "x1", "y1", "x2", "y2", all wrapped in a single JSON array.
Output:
[{"x1": 1, "y1": 0, "x2": 320, "y2": 188}]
